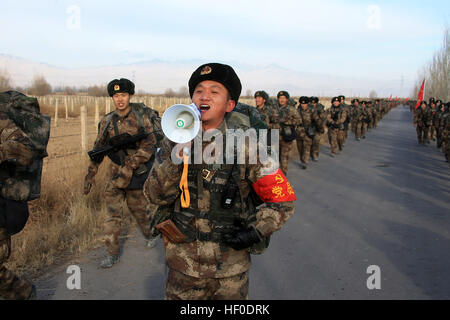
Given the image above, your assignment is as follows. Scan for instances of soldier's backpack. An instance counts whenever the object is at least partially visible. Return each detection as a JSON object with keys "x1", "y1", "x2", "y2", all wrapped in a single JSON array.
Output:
[
  {"x1": 0, "y1": 91, "x2": 50, "y2": 201},
  {"x1": 234, "y1": 102, "x2": 268, "y2": 134}
]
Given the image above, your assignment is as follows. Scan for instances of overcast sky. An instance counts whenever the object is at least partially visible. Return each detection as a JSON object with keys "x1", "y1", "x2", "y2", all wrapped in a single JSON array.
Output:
[{"x1": 2, "y1": 0, "x2": 449, "y2": 95}]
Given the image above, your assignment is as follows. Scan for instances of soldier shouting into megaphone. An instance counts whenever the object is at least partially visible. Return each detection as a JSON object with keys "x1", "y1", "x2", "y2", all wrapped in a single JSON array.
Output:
[{"x1": 143, "y1": 63, "x2": 296, "y2": 300}]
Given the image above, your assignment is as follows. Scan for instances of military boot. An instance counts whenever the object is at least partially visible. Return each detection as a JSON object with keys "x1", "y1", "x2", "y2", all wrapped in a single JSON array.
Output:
[{"x1": 100, "y1": 254, "x2": 120, "y2": 268}]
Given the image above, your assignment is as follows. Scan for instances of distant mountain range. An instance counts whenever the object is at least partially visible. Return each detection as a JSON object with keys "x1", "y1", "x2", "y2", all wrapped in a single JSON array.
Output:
[{"x1": 0, "y1": 54, "x2": 403, "y2": 97}]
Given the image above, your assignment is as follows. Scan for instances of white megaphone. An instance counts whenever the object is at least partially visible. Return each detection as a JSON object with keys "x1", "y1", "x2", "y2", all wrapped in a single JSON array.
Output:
[{"x1": 161, "y1": 103, "x2": 201, "y2": 144}]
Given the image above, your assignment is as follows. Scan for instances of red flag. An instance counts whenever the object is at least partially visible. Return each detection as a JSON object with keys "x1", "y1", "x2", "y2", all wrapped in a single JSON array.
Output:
[
  {"x1": 415, "y1": 79, "x2": 426, "y2": 109},
  {"x1": 389, "y1": 95, "x2": 392, "y2": 101}
]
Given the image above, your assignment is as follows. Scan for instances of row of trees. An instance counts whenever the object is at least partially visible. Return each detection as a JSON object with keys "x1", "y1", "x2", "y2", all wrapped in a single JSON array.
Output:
[
  {"x1": 0, "y1": 70, "x2": 193, "y2": 98},
  {"x1": 411, "y1": 27, "x2": 449, "y2": 102},
  {"x1": 0, "y1": 71, "x2": 52, "y2": 96}
]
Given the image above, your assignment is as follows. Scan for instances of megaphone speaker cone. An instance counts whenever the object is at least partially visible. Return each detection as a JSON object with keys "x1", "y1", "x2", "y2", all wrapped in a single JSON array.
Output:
[{"x1": 162, "y1": 104, "x2": 201, "y2": 144}]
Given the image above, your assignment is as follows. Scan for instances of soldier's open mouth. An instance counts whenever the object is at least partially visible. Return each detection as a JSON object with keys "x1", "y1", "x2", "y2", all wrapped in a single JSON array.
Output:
[{"x1": 200, "y1": 105, "x2": 210, "y2": 111}]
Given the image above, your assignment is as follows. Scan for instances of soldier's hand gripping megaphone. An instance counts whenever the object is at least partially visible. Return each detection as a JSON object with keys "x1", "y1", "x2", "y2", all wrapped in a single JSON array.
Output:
[{"x1": 161, "y1": 103, "x2": 201, "y2": 144}]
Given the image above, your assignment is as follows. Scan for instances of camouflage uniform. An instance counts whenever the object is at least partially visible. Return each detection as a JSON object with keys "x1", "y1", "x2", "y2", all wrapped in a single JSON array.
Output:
[
  {"x1": 144, "y1": 113, "x2": 295, "y2": 300},
  {"x1": 435, "y1": 104, "x2": 446, "y2": 149},
  {"x1": 341, "y1": 103, "x2": 351, "y2": 143},
  {"x1": 256, "y1": 103, "x2": 279, "y2": 130},
  {"x1": 350, "y1": 103, "x2": 363, "y2": 140},
  {"x1": 86, "y1": 106, "x2": 158, "y2": 256},
  {"x1": 360, "y1": 104, "x2": 371, "y2": 139},
  {"x1": 296, "y1": 106, "x2": 320, "y2": 165},
  {"x1": 439, "y1": 110, "x2": 450, "y2": 161},
  {"x1": 414, "y1": 106, "x2": 433, "y2": 144},
  {"x1": 429, "y1": 106, "x2": 437, "y2": 141},
  {"x1": 0, "y1": 111, "x2": 35, "y2": 300},
  {"x1": 367, "y1": 103, "x2": 375, "y2": 129},
  {"x1": 373, "y1": 101, "x2": 381, "y2": 128},
  {"x1": 309, "y1": 103, "x2": 326, "y2": 160},
  {"x1": 327, "y1": 105, "x2": 347, "y2": 155},
  {"x1": 279, "y1": 104, "x2": 302, "y2": 174}
]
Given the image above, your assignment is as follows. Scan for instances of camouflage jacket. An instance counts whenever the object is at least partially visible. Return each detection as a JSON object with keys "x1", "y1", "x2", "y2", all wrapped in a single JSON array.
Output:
[
  {"x1": 360, "y1": 106, "x2": 371, "y2": 122},
  {"x1": 87, "y1": 106, "x2": 157, "y2": 188},
  {"x1": 439, "y1": 112, "x2": 450, "y2": 136},
  {"x1": 0, "y1": 112, "x2": 36, "y2": 200},
  {"x1": 414, "y1": 108, "x2": 433, "y2": 127},
  {"x1": 327, "y1": 106, "x2": 347, "y2": 128},
  {"x1": 144, "y1": 117, "x2": 295, "y2": 278},
  {"x1": 256, "y1": 104, "x2": 280, "y2": 129},
  {"x1": 297, "y1": 107, "x2": 320, "y2": 137},
  {"x1": 309, "y1": 103, "x2": 327, "y2": 122},
  {"x1": 350, "y1": 105, "x2": 363, "y2": 122},
  {"x1": 279, "y1": 105, "x2": 301, "y2": 128}
]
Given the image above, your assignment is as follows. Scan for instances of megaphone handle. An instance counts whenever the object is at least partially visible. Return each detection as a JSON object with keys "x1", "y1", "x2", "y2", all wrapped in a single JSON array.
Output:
[{"x1": 179, "y1": 155, "x2": 190, "y2": 209}]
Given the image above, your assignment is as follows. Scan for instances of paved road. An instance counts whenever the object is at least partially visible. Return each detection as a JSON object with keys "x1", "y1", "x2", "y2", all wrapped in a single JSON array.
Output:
[{"x1": 36, "y1": 107, "x2": 450, "y2": 300}]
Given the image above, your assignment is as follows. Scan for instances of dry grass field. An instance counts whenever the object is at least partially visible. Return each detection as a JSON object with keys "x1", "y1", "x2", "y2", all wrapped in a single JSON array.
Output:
[{"x1": 6, "y1": 95, "x2": 334, "y2": 277}]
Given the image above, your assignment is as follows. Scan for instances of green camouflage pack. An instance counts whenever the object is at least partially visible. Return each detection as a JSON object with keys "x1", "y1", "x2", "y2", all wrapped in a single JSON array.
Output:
[{"x1": 0, "y1": 91, "x2": 50, "y2": 201}]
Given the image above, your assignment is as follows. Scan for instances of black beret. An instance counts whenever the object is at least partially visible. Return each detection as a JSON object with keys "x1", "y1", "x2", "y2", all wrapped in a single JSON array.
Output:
[
  {"x1": 277, "y1": 91, "x2": 290, "y2": 99},
  {"x1": 421, "y1": 100, "x2": 427, "y2": 106},
  {"x1": 254, "y1": 90, "x2": 269, "y2": 101},
  {"x1": 367, "y1": 101, "x2": 373, "y2": 105},
  {"x1": 436, "y1": 99, "x2": 442, "y2": 104},
  {"x1": 107, "y1": 78, "x2": 135, "y2": 97},
  {"x1": 331, "y1": 97, "x2": 340, "y2": 103},
  {"x1": 351, "y1": 99, "x2": 359, "y2": 104},
  {"x1": 299, "y1": 96, "x2": 310, "y2": 104},
  {"x1": 188, "y1": 63, "x2": 242, "y2": 103},
  {"x1": 338, "y1": 95, "x2": 345, "y2": 101},
  {"x1": 361, "y1": 101, "x2": 367, "y2": 105},
  {"x1": 429, "y1": 97, "x2": 435, "y2": 103},
  {"x1": 311, "y1": 97, "x2": 319, "y2": 103}
]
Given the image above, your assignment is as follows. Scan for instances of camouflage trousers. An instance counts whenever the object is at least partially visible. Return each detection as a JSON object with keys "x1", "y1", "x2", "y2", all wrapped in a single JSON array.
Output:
[
  {"x1": 430, "y1": 125, "x2": 436, "y2": 140},
  {"x1": 310, "y1": 133, "x2": 322, "y2": 159},
  {"x1": 328, "y1": 128, "x2": 345, "y2": 154},
  {"x1": 0, "y1": 228, "x2": 33, "y2": 300},
  {"x1": 104, "y1": 182, "x2": 156, "y2": 255},
  {"x1": 166, "y1": 268, "x2": 249, "y2": 300},
  {"x1": 361, "y1": 122, "x2": 368, "y2": 138},
  {"x1": 279, "y1": 139, "x2": 294, "y2": 175},
  {"x1": 416, "y1": 126, "x2": 430, "y2": 144},
  {"x1": 443, "y1": 134, "x2": 449, "y2": 161},
  {"x1": 373, "y1": 115, "x2": 379, "y2": 128},
  {"x1": 296, "y1": 135, "x2": 313, "y2": 164},
  {"x1": 352, "y1": 121, "x2": 363, "y2": 139}
]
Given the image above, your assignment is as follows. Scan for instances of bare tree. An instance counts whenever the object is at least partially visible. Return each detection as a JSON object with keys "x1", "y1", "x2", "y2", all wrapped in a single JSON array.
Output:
[
  {"x1": 369, "y1": 90, "x2": 378, "y2": 99},
  {"x1": 87, "y1": 84, "x2": 107, "y2": 97},
  {"x1": 177, "y1": 86, "x2": 189, "y2": 98},
  {"x1": 412, "y1": 26, "x2": 449, "y2": 101},
  {"x1": 0, "y1": 69, "x2": 12, "y2": 91},
  {"x1": 164, "y1": 88, "x2": 176, "y2": 97},
  {"x1": 29, "y1": 75, "x2": 52, "y2": 96}
]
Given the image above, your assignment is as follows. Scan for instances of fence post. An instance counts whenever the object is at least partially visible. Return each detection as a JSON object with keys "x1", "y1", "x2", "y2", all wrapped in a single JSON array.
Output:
[
  {"x1": 80, "y1": 105, "x2": 88, "y2": 153},
  {"x1": 54, "y1": 99, "x2": 59, "y2": 127},
  {"x1": 95, "y1": 99, "x2": 99, "y2": 129},
  {"x1": 65, "y1": 97, "x2": 69, "y2": 121}
]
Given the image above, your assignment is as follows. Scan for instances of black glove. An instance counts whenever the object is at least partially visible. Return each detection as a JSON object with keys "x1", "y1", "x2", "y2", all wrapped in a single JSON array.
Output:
[{"x1": 222, "y1": 227, "x2": 262, "y2": 251}]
